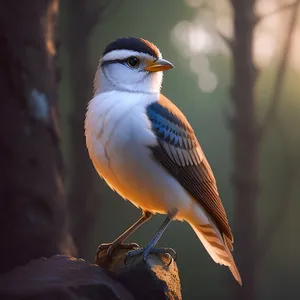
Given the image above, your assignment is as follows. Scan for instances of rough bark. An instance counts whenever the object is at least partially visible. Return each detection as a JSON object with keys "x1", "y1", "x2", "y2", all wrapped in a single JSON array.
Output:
[
  {"x1": 229, "y1": 0, "x2": 258, "y2": 299},
  {"x1": 0, "y1": 0, "x2": 74, "y2": 274}
]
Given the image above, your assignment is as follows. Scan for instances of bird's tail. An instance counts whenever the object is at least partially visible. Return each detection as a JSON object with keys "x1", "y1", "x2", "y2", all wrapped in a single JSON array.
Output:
[{"x1": 189, "y1": 221, "x2": 242, "y2": 286}]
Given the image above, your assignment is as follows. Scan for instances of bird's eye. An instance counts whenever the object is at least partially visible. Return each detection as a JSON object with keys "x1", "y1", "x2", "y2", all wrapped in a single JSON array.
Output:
[{"x1": 126, "y1": 56, "x2": 140, "y2": 68}]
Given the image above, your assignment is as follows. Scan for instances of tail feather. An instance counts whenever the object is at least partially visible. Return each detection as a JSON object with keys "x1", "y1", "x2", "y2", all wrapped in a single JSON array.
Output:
[{"x1": 190, "y1": 223, "x2": 242, "y2": 286}]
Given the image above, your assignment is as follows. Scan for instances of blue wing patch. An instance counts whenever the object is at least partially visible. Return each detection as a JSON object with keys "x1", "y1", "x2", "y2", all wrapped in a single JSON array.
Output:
[
  {"x1": 146, "y1": 100, "x2": 202, "y2": 166},
  {"x1": 145, "y1": 95, "x2": 233, "y2": 241}
]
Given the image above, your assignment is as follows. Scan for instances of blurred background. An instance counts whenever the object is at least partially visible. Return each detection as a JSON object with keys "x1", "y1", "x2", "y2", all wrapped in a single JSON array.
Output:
[{"x1": 1, "y1": 0, "x2": 299, "y2": 299}]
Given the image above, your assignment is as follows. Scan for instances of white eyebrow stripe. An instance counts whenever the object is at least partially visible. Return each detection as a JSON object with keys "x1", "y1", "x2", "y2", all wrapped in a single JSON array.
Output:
[{"x1": 101, "y1": 49, "x2": 161, "y2": 62}]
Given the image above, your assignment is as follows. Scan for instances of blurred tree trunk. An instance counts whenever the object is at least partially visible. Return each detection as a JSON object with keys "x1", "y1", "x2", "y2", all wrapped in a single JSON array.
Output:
[
  {"x1": 61, "y1": 0, "x2": 113, "y2": 258},
  {"x1": 230, "y1": 0, "x2": 258, "y2": 299},
  {"x1": 61, "y1": 0, "x2": 95, "y2": 258},
  {"x1": 0, "y1": 0, "x2": 74, "y2": 274},
  {"x1": 229, "y1": 1, "x2": 299, "y2": 298}
]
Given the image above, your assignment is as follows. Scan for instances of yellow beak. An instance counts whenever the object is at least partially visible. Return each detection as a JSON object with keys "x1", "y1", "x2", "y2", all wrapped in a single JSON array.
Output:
[{"x1": 144, "y1": 58, "x2": 174, "y2": 72}]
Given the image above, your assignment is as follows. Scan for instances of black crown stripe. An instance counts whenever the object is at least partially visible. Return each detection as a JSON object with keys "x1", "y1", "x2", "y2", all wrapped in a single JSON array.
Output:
[{"x1": 103, "y1": 37, "x2": 160, "y2": 58}]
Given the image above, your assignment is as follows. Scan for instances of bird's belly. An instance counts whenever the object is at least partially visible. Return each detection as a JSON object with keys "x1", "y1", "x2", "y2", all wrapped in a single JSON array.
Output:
[
  {"x1": 88, "y1": 110, "x2": 193, "y2": 219},
  {"x1": 108, "y1": 142, "x2": 193, "y2": 217}
]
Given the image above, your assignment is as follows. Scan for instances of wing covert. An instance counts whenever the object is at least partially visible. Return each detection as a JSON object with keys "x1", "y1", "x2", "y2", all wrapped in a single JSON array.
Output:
[{"x1": 146, "y1": 95, "x2": 233, "y2": 241}]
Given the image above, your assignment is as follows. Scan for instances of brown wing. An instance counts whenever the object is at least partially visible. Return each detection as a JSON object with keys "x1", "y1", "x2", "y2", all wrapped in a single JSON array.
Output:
[{"x1": 146, "y1": 95, "x2": 233, "y2": 241}]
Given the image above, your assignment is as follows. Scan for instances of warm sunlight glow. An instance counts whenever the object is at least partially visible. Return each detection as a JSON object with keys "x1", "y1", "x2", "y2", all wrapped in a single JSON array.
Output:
[
  {"x1": 171, "y1": 18, "x2": 219, "y2": 92},
  {"x1": 189, "y1": 55, "x2": 210, "y2": 75},
  {"x1": 198, "y1": 72, "x2": 218, "y2": 93},
  {"x1": 255, "y1": 0, "x2": 300, "y2": 68},
  {"x1": 185, "y1": 0, "x2": 205, "y2": 8},
  {"x1": 171, "y1": 0, "x2": 300, "y2": 88},
  {"x1": 254, "y1": 31, "x2": 277, "y2": 65},
  {"x1": 254, "y1": 0, "x2": 282, "y2": 66},
  {"x1": 45, "y1": 0, "x2": 59, "y2": 56},
  {"x1": 172, "y1": 21, "x2": 217, "y2": 55},
  {"x1": 189, "y1": 27, "x2": 213, "y2": 54}
]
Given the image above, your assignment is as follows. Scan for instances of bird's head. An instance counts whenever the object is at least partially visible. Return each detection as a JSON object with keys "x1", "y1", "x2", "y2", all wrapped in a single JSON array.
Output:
[{"x1": 94, "y1": 37, "x2": 174, "y2": 94}]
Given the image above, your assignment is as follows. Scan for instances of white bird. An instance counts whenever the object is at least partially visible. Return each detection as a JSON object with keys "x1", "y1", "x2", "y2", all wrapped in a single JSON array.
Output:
[{"x1": 85, "y1": 37, "x2": 242, "y2": 285}]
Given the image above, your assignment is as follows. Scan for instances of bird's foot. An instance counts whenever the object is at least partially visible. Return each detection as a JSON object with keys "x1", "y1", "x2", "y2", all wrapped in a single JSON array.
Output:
[
  {"x1": 125, "y1": 247, "x2": 176, "y2": 264},
  {"x1": 97, "y1": 242, "x2": 140, "y2": 258}
]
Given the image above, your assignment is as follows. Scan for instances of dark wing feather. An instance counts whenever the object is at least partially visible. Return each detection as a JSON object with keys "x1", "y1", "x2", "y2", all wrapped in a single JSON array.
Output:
[{"x1": 147, "y1": 95, "x2": 233, "y2": 241}]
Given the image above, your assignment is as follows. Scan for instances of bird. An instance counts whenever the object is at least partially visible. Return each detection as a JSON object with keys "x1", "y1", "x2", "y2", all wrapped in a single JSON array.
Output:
[{"x1": 85, "y1": 37, "x2": 242, "y2": 285}]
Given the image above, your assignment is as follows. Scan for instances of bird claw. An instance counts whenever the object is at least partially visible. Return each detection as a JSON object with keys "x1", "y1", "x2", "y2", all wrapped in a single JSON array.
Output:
[
  {"x1": 124, "y1": 247, "x2": 177, "y2": 265},
  {"x1": 97, "y1": 242, "x2": 140, "y2": 258}
]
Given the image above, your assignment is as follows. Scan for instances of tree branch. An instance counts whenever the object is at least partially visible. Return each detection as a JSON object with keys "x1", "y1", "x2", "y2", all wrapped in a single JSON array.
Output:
[
  {"x1": 190, "y1": 1, "x2": 235, "y2": 51},
  {"x1": 217, "y1": 29, "x2": 234, "y2": 50},
  {"x1": 259, "y1": 0, "x2": 300, "y2": 138},
  {"x1": 255, "y1": 1, "x2": 299, "y2": 25}
]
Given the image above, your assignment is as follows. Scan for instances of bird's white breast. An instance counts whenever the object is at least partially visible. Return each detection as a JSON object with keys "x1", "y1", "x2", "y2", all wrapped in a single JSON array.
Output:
[
  {"x1": 85, "y1": 91, "x2": 202, "y2": 220},
  {"x1": 85, "y1": 90, "x2": 154, "y2": 187}
]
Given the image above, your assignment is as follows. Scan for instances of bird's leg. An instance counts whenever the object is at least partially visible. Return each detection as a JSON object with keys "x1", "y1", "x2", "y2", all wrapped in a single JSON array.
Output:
[
  {"x1": 126, "y1": 209, "x2": 178, "y2": 261},
  {"x1": 102, "y1": 211, "x2": 153, "y2": 257}
]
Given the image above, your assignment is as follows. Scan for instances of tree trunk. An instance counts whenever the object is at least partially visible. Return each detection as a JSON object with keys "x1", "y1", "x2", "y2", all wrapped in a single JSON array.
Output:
[
  {"x1": 0, "y1": 0, "x2": 74, "y2": 274},
  {"x1": 230, "y1": 0, "x2": 259, "y2": 299},
  {"x1": 61, "y1": 0, "x2": 100, "y2": 258}
]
